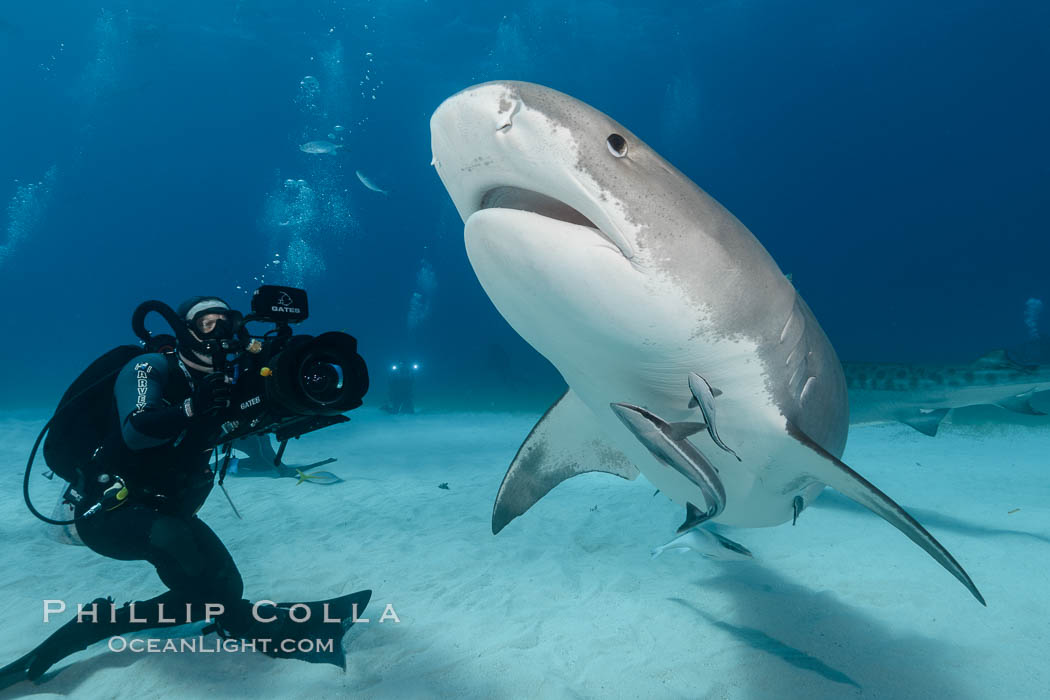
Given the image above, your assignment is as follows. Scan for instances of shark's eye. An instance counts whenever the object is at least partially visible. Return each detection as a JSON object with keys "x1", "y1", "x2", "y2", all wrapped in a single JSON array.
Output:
[{"x1": 607, "y1": 133, "x2": 628, "y2": 158}]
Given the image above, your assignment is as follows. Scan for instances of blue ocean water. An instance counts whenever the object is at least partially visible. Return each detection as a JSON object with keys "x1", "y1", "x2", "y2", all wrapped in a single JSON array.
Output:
[
  {"x1": 2, "y1": 5, "x2": 1050, "y2": 697},
  {"x1": 1, "y1": 0, "x2": 1047, "y2": 413}
]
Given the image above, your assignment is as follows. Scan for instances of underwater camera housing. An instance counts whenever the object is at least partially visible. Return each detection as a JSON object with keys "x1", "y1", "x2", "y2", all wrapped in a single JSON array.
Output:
[
  {"x1": 223, "y1": 285, "x2": 368, "y2": 445},
  {"x1": 134, "y1": 285, "x2": 368, "y2": 446}
]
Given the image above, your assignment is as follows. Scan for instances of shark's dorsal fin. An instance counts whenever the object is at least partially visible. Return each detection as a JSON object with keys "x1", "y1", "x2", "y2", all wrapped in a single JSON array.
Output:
[
  {"x1": 492, "y1": 390, "x2": 638, "y2": 534},
  {"x1": 786, "y1": 419, "x2": 985, "y2": 605}
]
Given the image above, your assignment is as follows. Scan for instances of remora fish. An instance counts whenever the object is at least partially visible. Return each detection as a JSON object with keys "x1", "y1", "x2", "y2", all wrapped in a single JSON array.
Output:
[
  {"x1": 650, "y1": 528, "x2": 753, "y2": 562},
  {"x1": 845, "y1": 350, "x2": 1050, "y2": 435},
  {"x1": 430, "y1": 80, "x2": 984, "y2": 603}
]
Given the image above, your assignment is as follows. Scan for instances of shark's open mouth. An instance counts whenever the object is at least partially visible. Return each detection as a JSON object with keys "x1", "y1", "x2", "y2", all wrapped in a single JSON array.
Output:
[{"x1": 478, "y1": 186, "x2": 622, "y2": 252}]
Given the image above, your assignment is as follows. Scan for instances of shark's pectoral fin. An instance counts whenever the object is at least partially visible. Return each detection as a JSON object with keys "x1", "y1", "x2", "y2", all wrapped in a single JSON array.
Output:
[
  {"x1": 899, "y1": 408, "x2": 951, "y2": 436},
  {"x1": 995, "y1": 389, "x2": 1046, "y2": 415},
  {"x1": 492, "y1": 390, "x2": 638, "y2": 534},
  {"x1": 786, "y1": 420, "x2": 985, "y2": 605}
]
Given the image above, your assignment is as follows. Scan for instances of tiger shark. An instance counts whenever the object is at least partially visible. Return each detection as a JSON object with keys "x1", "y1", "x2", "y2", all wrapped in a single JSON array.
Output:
[
  {"x1": 430, "y1": 81, "x2": 984, "y2": 604},
  {"x1": 845, "y1": 350, "x2": 1050, "y2": 435}
]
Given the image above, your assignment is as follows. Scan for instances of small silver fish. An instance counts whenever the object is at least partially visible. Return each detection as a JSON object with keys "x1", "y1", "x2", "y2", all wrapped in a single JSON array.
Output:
[
  {"x1": 356, "y1": 170, "x2": 388, "y2": 194},
  {"x1": 299, "y1": 140, "x2": 343, "y2": 155}
]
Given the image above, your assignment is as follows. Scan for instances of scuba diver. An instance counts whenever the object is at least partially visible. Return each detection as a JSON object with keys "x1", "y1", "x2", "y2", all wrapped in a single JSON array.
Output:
[
  {"x1": 381, "y1": 361, "x2": 416, "y2": 414},
  {"x1": 0, "y1": 295, "x2": 369, "y2": 685}
]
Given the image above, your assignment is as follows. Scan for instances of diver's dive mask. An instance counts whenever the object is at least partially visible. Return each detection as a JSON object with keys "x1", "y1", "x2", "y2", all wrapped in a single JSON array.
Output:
[{"x1": 177, "y1": 297, "x2": 246, "y2": 372}]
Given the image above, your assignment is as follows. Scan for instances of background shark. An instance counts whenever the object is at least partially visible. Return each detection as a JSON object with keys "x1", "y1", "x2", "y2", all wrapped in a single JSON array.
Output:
[
  {"x1": 845, "y1": 350, "x2": 1050, "y2": 435},
  {"x1": 430, "y1": 81, "x2": 984, "y2": 603}
]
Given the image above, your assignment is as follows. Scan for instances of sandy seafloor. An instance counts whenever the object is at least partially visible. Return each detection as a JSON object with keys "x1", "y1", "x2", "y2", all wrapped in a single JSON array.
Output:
[{"x1": 0, "y1": 406, "x2": 1047, "y2": 700}]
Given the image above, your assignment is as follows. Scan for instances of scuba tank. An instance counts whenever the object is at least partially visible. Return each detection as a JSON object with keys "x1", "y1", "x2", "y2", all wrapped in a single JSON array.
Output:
[
  {"x1": 23, "y1": 298, "x2": 212, "y2": 526},
  {"x1": 43, "y1": 345, "x2": 145, "y2": 485}
]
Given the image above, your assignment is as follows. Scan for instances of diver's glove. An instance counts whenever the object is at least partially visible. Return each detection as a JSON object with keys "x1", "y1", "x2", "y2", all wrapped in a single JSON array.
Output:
[{"x1": 185, "y1": 373, "x2": 232, "y2": 418}]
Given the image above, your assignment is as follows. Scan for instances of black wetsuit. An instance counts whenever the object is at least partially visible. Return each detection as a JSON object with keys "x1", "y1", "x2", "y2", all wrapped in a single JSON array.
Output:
[
  {"x1": 1, "y1": 349, "x2": 370, "y2": 683},
  {"x1": 72, "y1": 352, "x2": 249, "y2": 632}
]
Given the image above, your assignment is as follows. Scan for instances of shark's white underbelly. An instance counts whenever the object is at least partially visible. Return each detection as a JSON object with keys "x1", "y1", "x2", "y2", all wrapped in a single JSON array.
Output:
[
  {"x1": 559, "y1": 345, "x2": 820, "y2": 529},
  {"x1": 462, "y1": 207, "x2": 827, "y2": 528}
]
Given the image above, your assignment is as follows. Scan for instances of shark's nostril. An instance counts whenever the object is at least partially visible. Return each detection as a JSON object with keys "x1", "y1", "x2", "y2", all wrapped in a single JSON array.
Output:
[{"x1": 497, "y1": 122, "x2": 511, "y2": 132}]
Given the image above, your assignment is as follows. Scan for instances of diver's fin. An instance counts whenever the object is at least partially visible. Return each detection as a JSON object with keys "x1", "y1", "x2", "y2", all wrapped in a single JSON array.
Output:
[
  {"x1": 995, "y1": 389, "x2": 1046, "y2": 415},
  {"x1": 234, "y1": 591, "x2": 373, "y2": 667},
  {"x1": 899, "y1": 408, "x2": 951, "y2": 436},
  {"x1": 687, "y1": 372, "x2": 741, "y2": 461},
  {"x1": 677, "y1": 502, "x2": 714, "y2": 534},
  {"x1": 786, "y1": 420, "x2": 985, "y2": 605},
  {"x1": 275, "y1": 590, "x2": 372, "y2": 633},
  {"x1": 0, "y1": 597, "x2": 119, "y2": 685},
  {"x1": 492, "y1": 390, "x2": 638, "y2": 534},
  {"x1": 0, "y1": 650, "x2": 35, "y2": 690},
  {"x1": 264, "y1": 590, "x2": 372, "y2": 669}
]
